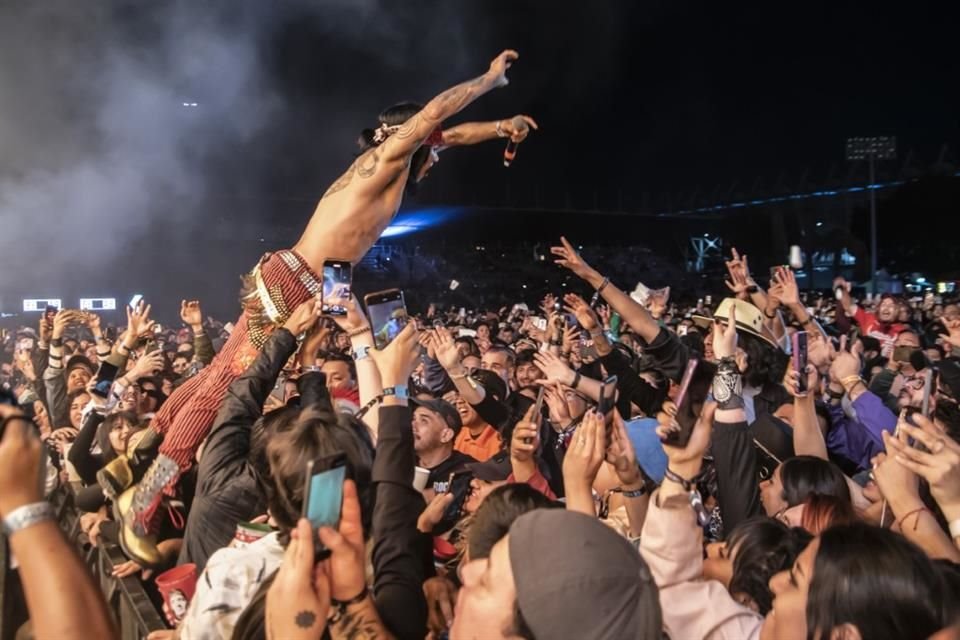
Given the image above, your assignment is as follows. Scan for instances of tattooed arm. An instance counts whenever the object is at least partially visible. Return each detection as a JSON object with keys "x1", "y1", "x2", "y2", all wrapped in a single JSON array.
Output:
[
  {"x1": 377, "y1": 50, "x2": 518, "y2": 164},
  {"x1": 329, "y1": 596, "x2": 396, "y2": 640},
  {"x1": 437, "y1": 115, "x2": 538, "y2": 151}
]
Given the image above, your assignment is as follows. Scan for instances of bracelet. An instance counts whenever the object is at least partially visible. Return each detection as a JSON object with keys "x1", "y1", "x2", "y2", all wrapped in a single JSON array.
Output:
[
  {"x1": 549, "y1": 339, "x2": 563, "y2": 347},
  {"x1": 330, "y1": 585, "x2": 369, "y2": 624},
  {"x1": 51, "y1": 338, "x2": 63, "y2": 348},
  {"x1": 2, "y1": 501, "x2": 54, "y2": 536},
  {"x1": 589, "y1": 277, "x2": 610, "y2": 307},
  {"x1": 663, "y1": 467, "x2": 695, "y2": 492},
  {"x1": 300, "y1": 365, "x2": 322, "y2": 374},
  {"x1": 347, "y1": 327, "x2": 372, "y2": 339},
  {"x1": 949, "y1": 518, "x2": 960, "y2": 539},
  {"x1": 763, "y1": 309, "x2": 777, "y2": 319},
  {"x1": 495, "y1": 120, "x2": 507, "y2": 138},
  {"x1": 571, "y1": 371, "x2": 582, "y2": 389},
  {"x1": 617, "y1": 485, "x2": 648, "y2": 499},
  {"x1": 826, "y1": 387, "x2": 845, "y2": 400},
  {"x1": 840, "y1": 375, "x2": 863, "y2": 389},
  {"x1": 746, "y1": 285, "x2": 760, "y2": 294},
  {"x1": 896, "y1": 506, "x2": 930, "y2": 532}
]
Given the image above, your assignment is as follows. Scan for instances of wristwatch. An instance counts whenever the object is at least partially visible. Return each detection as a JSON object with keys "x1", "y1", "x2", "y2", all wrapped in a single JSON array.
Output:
[{"x1": 2, "y1": 502, "x2": 54, "y2": 536}]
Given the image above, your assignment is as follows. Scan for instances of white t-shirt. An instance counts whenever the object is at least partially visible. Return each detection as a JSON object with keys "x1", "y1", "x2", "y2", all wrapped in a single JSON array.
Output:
[{"x1": 178, "y1": 531, "x2": 284, "y2": 640}]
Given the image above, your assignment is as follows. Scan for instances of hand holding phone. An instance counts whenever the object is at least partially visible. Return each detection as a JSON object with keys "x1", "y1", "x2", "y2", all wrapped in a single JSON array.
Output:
[
  {"x1": 322, "y1": 260, "x2": 352, "y2": 316},
  {"x1": 792, "y1": 331, "x2": 809, "y2": 394},
  {"x1": 302, "y1": 454, "x2": 348, "y2": 560},
  {"x1": 365, "y1": 289, "x2": 408, "y2": 350},
  {"x1": 661, "y1": 360, "x2": 699, "y2": 447}
]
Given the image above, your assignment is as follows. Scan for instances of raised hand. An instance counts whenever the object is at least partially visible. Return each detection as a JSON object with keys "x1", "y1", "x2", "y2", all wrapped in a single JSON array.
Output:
[
  {"x1": 712, "y1": 305, "x2": 738, "y2": 360},
  {"x1": 606, "y1": 411, "x2": 641, "y2": 486},
  {"x1": 84, "y1": 312, "x2": 103, "y2": 336},
  {"x1": 829, "y1": 336, "x2": 861, "y2": 384},
  {"x1": 316, "y1": 480, "x2": 367, "y2": 602},
  {"x1": 501, "y1": 115, "x2": 539, "y2": 143},
  {"x1": 510, "y1": 403, "x2": 540, "y2": 464},
  {"x1": 541, "y1": 381, "x2": 573, "y2": 428},
  {"x1": 784, "y1": 365, "x2": 819, "y2": 398},
  {"x1": 657, "y1": 403, "x2": 717, "y2": 481},
  {"x1": 129, "y1": 351, "x2": 167, "y2": 381},
  {"x1": 330, "y1": 293, "x2": 369, "y2": 334},
  {"x1": 179, "y1": 300, "x2": 203, "y2": 329},
  {"x1": 772, "y1": 267, "x2": 800, "y2": 307},
  {"x1": 533, "y1": 351, "x2": 575, "y2": 387},
  {"x1": 561, "y1": 323, "x2": 579, "y2": 355},
  {"x1": 417, "y1": 492, "x2": 455, "y2": 534},
  {"x1": 369, "y1": 323, "x2": 421, "y2": 387},
  {"x1": 939, "y1": 318, "x2": 960, "y2": 350},
  {"x1": 487, "y1": 49, "x2": 519, "y2": 88},
  {"x1": 283, "y1": 298, "x2": 322, "y2": 337},
  {"x1": 431, "y1": 327, "x2": 462, "y2": 372},
  {"x1": 0, "y1": 407, "x2": 44, "y2": 517},
  {"x1": 52, "y1": 309, "x2": 82, "y2": 340},
  {"x1": 540, "y1": 293, "x2": 558, "y2": 316},
  {"x1": 126, "y1": 301, "x2": 155, "y2": 339},
  {"x1": 265, "y1": 518, "x2": 330, "y2": 640},
  {"x1": 551, "y1": 237, "x2": 599, "y2": 283},
  {"x1": 562, "y1": 409, "x2": 605, "y2": 486},
  {"x1": 564, "y1": 293, "x2": 600, "y2": 332},
  {"x1": 884, "y1": 414, "x2": 960, "y2": 520},
  {"x1": 724, "y1": 248, "x2": 752, "y2": 296}
]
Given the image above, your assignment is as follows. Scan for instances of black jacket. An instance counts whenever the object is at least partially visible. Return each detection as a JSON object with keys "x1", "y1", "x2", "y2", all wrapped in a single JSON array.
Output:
[
  {"x1": 178, "y1": 328, "x2": 303, "y2": 573},
  {"x1": 712, "y1": 419, "x2": 763, "y2": 534},
  {"x1": 371, "y1": 405, "x2": 432, "y2": 640}
]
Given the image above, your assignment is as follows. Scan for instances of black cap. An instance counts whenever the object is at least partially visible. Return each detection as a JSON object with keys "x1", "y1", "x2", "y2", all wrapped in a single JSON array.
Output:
[
  {"x1": 411, "y1": 397, "x2": 463, "y2": 436},
  {"x1": 470, "y1": 369, "x2": 507, "y2": 402},
  {"x1": 66, "y1": 355, "x2": 95, "y2": 376},
  {"x1": 466, "y1": 450, "x2": 512, "y2": 482}
]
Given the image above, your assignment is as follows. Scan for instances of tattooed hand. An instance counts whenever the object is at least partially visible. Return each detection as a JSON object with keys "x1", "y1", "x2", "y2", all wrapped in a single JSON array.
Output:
[{"x1": 265, "y1": 518, "x2": 329, "y2": 640}]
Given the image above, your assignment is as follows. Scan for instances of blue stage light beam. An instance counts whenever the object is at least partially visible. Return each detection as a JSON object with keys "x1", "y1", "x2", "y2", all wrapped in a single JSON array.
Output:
[{"x1": 380, "y1": 207, "x2": 463, "y2": 238}]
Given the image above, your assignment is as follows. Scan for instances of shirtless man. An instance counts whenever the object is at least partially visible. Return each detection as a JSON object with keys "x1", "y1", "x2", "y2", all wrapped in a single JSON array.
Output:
[{"x1": 108, "y1": 49, "x2": 538, "y2": 566}]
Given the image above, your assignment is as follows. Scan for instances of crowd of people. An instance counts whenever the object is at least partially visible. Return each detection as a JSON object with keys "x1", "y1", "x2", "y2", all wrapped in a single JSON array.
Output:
[{"x1": 3, "y1": 49, "x2": 960, "y2": 640}]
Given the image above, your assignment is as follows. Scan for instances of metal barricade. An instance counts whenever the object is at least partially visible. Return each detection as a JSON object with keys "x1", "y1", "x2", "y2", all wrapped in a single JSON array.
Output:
[{"x1": 0, "y1": 483, "x2": 167, "y2": 640}]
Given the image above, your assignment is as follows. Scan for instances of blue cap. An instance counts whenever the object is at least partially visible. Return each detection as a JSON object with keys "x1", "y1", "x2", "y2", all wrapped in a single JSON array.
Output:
[{"x1": 625, "y1": 417, "x2": 667, "y2": 483}]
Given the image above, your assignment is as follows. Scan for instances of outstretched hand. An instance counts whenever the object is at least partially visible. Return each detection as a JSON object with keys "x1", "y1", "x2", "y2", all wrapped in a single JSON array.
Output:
[
  {"x1": 551, "y1": 237, "x2": 599, "y2": 283},
  {"x1": 502, "y1": 115, "x2": 539, "y2": 143},
  {"x1": 487, "y1": 49, "x2": 519, "y2": 88}
]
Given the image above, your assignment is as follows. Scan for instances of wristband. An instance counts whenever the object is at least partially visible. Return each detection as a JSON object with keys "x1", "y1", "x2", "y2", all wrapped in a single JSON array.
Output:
[
  {"x1": 763, "y1": 309, "x2": 777, "y2": 319},
  {"x1": 352, "y1": 345, "x2": 370, "y2": 361},
  {"x1": 382, "y1": 385, "x2": 409, "y2": 400},
  {"x1": 618, "y1": 486, "x2": 648, "y2": 499},
  {"x1": 300, "y1": 365, "x2": 322, "y2": 374},
  {"x1": 330, "y1": 585, "x2": 370, "y2": 625},
  {"x1": 840, "y1": 375, "x2": 863, "y2": 389},
  {"x1": 495, "y1": 120, "x2": 507, "y2": 138},
  {"x1": 347, "y1": 326, "x2": 372, "y2": 339},
  {"x1": 826, "y1": 387, "x2": 845, "y2": 400},
  {"x1": 571, "y1": 371, "x2": 582, "y2": 389},
  {"x1": 746, "y1": 285, "x2": 760, "y2": 294},
  {"x1": 590, "y1": 277, "x2": 610, "y2": 308},
  {"x1": 712, "y1": 358, "x2": 744, "y2": 411},
  {"x1": 663, "y1": 467, "x2": 695, "y2": 492},
  {"x1": 51, "y1": 338, "x2": 63, "y2": 348},
  {"x1": 2, "y1": 502, "x2": 54, "y2": 536}
]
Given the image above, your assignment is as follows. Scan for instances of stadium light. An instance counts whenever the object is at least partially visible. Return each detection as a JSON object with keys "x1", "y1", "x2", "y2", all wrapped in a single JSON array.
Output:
[
  {"x1": 22, "y1": 299, "x2": 62, "y2": 312},
  {"x1": 845, "y1": 136, "x2": 896, "y2": 293}
]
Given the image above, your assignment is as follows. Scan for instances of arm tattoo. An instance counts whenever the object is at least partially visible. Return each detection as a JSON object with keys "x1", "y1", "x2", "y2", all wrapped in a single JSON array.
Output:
[
  {"x1": 394, "y1": 114, "x2": 420, "y2": 140},
  {"x1": 322, "y1": 162, "x2": 356, "y2": 200},
  {"x1": 295, "y1": 610, "x2": 317, "y2": 629},
  {"x1": 332, "y1": 605, "x2": 389, "y2": 640},
  {"x1": 356, "y1": 148, "x2": 379, "y2": 179},
  {"x1": 423, "y1": 74, "x2": 488, "y2": 122}
]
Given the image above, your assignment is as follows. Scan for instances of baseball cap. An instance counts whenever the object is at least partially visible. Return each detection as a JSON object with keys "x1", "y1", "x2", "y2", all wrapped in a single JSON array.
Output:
[
  {"x1": 470, "y1": 369, "x2": 507, "y2": 402},
  {"x1": 508, "y1": 509, "x2": 662, "y2": 640},
  {"x1": 466, "y1": 450, "x2": 511, "y2": 482},
  {"x1": 66, "y1": 355, "x2": 95, "y2": 377},
  {"x1": 411, "y1": 397, "x2": 463, "y2": 436}
]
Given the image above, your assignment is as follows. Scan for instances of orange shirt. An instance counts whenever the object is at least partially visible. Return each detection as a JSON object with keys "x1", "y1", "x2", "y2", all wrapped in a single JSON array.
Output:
[{"x1": 454, "y1": 425, "x2": 503, "y2": 462}]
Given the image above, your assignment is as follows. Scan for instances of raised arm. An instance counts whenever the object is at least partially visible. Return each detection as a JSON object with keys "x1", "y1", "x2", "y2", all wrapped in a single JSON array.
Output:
[
  {"x1": 551, "y1": 237, "x2": 661, "y2": 343},
  {"x1": 377, "y1": 50, "x2": 518, "y2": 164}
]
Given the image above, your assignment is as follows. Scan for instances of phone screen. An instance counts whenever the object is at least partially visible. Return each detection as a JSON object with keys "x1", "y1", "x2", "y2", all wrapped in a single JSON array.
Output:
[
  {"x1": 303, "y1": 458, "x2": 347, "y2": 532},
  {"x1": 322, "y1": 261, "x2": 352, "y2": 316},
  {"x1": 129, "y1": 294, "x2": 143, "y2": 309},
  {"x1": 792, "y1": 331, "x2": 808, "y2": 394},
  {"x1": 366, "y1": 290, "x2": 408, "y2": 350},
  {"x1": 920, "y1": 368, "x2": 934, "y2": 418},
  {"x1": 663, "y1": 359, "x2": 699, "y2": 447}
]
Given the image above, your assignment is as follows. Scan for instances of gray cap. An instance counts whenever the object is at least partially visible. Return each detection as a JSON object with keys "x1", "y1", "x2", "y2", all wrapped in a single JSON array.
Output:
[{"x1": 508, "y1": 509, "x2": 662, "y2": 640}]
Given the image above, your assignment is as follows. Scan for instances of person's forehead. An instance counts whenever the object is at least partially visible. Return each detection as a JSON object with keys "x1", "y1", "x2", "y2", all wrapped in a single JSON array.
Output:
[
  {"x1": 321, "y1": 360, "x2": 350, "y2": 373},
  {"x1": 413, "y1": 406, "x2": 440, "y2": 421}
]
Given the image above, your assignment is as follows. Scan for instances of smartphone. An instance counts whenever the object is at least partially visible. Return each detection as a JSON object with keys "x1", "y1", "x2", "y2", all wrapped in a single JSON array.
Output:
[
  {"x1": 662, "y1": 359, "x2": 699, "y2": 447},
  {"x1": 598, "y1": 375, "x2": 618, "y2": 417},
  {"x1": 432, "y1": 471, "x2": 473, "y2": 535},
  {"x1": 920, "y1": 368, "x2": 934, "y2": 418},
  {"x1": 792, "y1": 331, "x2": 808, "y2": 394},
  {"x1": 365, "y1": 289, "x2": 408, "y2": 350},
  {"x1": 44, "y1": 305, "x2": 58, "y2": 324},
  {"x1": 322, "y1": 260, "x2": 352, "y2": 316},
  {"x1": 129, "y1": 294, "x2": 144, "y2": 309},
  {"x1": 524, "y1": 385, "x2": 547, "y2": 445},
  {"x1": 532, "y1": 317, "x2": 547, "y2": 332},
  {"x1": 302, "y1": 453, "x2": 348, "y2": 559},
  {"x1": 892, "y1": 345, "x2": 916, "y2": 364}
]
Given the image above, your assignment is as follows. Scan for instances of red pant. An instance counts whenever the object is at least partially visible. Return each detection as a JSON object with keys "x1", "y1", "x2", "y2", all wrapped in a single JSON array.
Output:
[{"x1": 151, "y1": 250, "x2": 319, "y2": 476}]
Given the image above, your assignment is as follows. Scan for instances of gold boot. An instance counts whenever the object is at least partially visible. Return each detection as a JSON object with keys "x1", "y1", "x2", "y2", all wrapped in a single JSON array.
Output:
[{"x1": 113, "y1": 486, "x2": 163, "y2": 567}]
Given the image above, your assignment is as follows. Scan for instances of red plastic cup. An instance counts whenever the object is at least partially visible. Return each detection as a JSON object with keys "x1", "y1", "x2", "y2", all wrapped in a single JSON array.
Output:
[{"x1": 155, "y1": 563, "x2": 197, "y2": 625}]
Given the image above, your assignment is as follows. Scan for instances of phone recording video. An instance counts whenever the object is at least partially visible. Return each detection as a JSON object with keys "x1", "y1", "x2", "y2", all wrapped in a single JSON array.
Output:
[
  {"x1": 662, "y1": 359, "x2": 699, "y2": 447},
  {"x1": 129, "y1": 294, "x2": 144, "y2": 309},
  {"x1": 302, "y1": 453, "x2": 348, "y2": 559},
  {"x1": 365, "y1": 289, "x2": 408, "y2": 350},
  {"x1": 432, "y1": 471, "x2": 473, "y2": 535},
  {"x1": 322, "y1": 260, "x2": 352, "y2": 316},
  {"x1": 792, "y1": 331, "x2": 808, "y2": 394}
]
